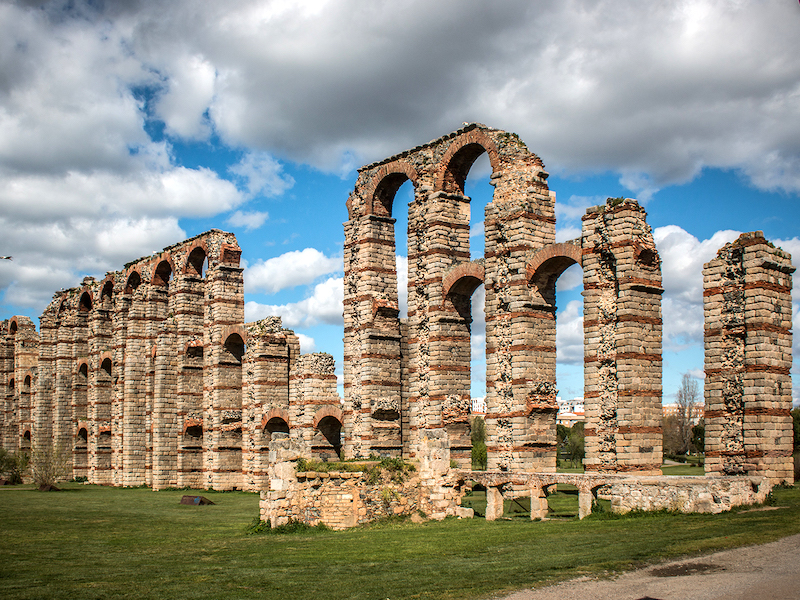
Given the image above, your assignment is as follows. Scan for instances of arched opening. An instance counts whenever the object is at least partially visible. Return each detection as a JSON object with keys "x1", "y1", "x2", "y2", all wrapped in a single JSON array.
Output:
[
  {"x1": 314, "y1": 415, "x2": 342, "y2": 460},
  {"x1": 439, "y1": 145, "x2": 495, "y2": 467},
  {"x1": 152, "y1": 260, "x2": 173, "y2": 288},
  {"x1": 22, "y1": 430, "x2": 31, "y2": 450},
  {"x1": 77, "y1": 427, "x2": 88, "y2": 444},
  {"x1": 264, "y1": 417, "x2": 290, "y2": 439},
  {"x1": 223, "y1": 334, "x2": 245, "y2": 364},
  {"x1": 100, "y1": 358, "x2": 112, "y2": 378},
  {"x1": 78, "y1": 363, "x2": 88, "y2": 380},
  {"x1": 527, "y1": 245, "x2": 584, "y2": 472},
  {"x1": 23, "y1": 375, "x2": 31, "y2": 392},
  {"x1": 183, "y1": 425, "x2": 203, "y2": 448},
  {"x1": 125, "y1": 271, "x2": 141, "y2": 294},
  {"x1": 8, "y1": 378, "x2": 14, "y2": 392},
  {"x1": 79, "y1": 291, "x2": 92, "y2": 312},
  {"x1": 9, "y1": 320, "x2": 17, "y2": 335},
  {"x1": 101, "y1": 280, "x2": 113, "y2": 307},
  {"x1": 186, "y1": 246, "x2": 208, "y2": 277}
]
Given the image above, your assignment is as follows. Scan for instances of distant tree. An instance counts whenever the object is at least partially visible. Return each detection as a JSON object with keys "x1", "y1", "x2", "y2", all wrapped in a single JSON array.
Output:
[
  {"x1": 662, "y1": 415, "x2": 681, "y2": 456},
  {"x1": 792, "y1": 408, "x2": 800, "y2": 452},
  {"x1": 675, "y1": 373, "x2": 699, "y2": 455},
  {"x1": 471, "y1": 416, "x2": 487, "y2": 471},
  {"x1": 691, "y1": 418, "x2": 705, "y2": 454},
  {"x1": 566, "y1": 422, "x2": 585, "y2": 468}
]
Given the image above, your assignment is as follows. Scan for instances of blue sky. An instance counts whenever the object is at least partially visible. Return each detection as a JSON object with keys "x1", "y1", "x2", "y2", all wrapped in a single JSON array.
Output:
[{"x1": 0, "y1": 0, "x2": 798, "y2": 406}]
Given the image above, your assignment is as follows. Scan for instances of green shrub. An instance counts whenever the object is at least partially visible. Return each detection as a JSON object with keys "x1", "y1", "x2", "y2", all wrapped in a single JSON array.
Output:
[{"x1": 0, "y1": 448, "x2": 28, "y2": 484}]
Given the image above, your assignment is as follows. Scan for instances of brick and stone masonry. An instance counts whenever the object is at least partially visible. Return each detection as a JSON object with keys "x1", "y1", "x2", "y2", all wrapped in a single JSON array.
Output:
[
  {"x1": 1, "y1": 125, "x2": 794, "y2": 492},
  {"x1": 703, "y1": 232, "x2": 794, "y2": 483},
  {"x1": 1, "y1": 231, "x2": 345, "y2": 491}
]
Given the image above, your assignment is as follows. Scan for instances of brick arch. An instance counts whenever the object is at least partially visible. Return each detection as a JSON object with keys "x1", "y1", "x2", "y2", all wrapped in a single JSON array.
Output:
[
  {"x1": 435, "y1": 129, "x2": 501, "y2": 195},
  {"x1": 183, "y1": 240, "x2": 209, "y2": 275},
  {"x1": 526, "y1": 243, "x2": 583, "y2": 289},
  {"x1": 312, "y1": 405, "x2": 343, "y2": 429},
  {"x1": 151, "y1": 254, "x2": 176, "y2": 287},
  {"x1": 124, "y1": 267, "x2": 142, "y2": 293},
  {"x1": 221, "y1": 325, "x2": 248, "y2": 346},
  {"x1": 100, "y1": 276, "x2": 115, "y2": 304},
  {"x1": 78, "y1": 287, "x2": 93, "y2": 312},
  {"x1": 76, "y1": 420, "x2": 89, "y2": 435},
  {"x1": 442, "y1": 260, "x2": 485, "y2": 298},
  {"x1": 8, "y1": 316, "x2": 19, "y2": 335},
  {"x1": 261, "y1": 407, "x2": 292, "y2": 429},
  {"x1": 363, "y1": 161, "x2": 419, "y2": 218},
  {"x1": 98, "y1": 350, "x2": 112, "y2": 371},
  {"x1": 76, "y1": 359, "x2": 89, "y2": 375}
]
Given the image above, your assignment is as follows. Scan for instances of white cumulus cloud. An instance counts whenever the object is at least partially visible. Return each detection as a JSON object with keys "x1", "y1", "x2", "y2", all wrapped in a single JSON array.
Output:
[{"x1": 245, "y1": 248, "x2": 341, "y2": 294}]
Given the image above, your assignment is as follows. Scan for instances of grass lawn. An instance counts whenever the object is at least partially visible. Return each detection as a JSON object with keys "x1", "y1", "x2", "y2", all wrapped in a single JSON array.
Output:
[{"x1": 1, "y1": 483, "x2": 799, "y2": 600}]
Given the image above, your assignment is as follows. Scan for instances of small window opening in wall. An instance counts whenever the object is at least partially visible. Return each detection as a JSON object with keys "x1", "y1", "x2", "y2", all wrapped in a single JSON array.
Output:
[
  {"x1": 23, "y1": 375, "x2": 31, "y2": 391},
  {"x1": 185, "y1": 425, "x2": 203, "y2": 439},
  {"x1": 101, "y1": 358, "x2": 112, "y2": 378},
  {"x1": 101, "y1": 280, "x2": 113, "y2": 306},
  {"x1": 22, "y1": 430, "x2": 31, "y2": 449},
  {"x1": 8, "y1": 378, "x2": 14, "y2": 391},
  {"x1": 78, "y1": 363, "x2": 88, "y2": 380},
  {"x1": 125, "y1": 272, "x2": 141, "y2": 294},
  {"x1": 79, "y1": 291, "x2": 92, "y2": 312},
  {"x1": 224, "y1": 334, "x2": 245, "y2": 364},
  {"x1": 77, "y1": 428, "x2": 88, "y2": 444},
  {"x1": 153, "y1": 260, "x2": 173, "y2": 288},
  {"x1": 186, "y1": 346, "x2": 203, "y2": 359},
  {"x1": 316, "y1": 416, "x2": 342, "y2": 456},
  {"x1": 9, "y1": 321, "x2": 17, "y2": 335},
  {"x1": 265, "y1": 417, "x2": 289, "y2": 439}
]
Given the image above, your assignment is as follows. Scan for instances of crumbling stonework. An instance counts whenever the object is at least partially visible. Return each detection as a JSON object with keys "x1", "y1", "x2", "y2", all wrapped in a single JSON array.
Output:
[
  {"x1": 0, "y1": 317, "x2": 38, "y2": 455},
  {"x1": 581, "y1": 199, "x2": 663, "y2": 474},
  {"x1": 344, "y1": 125, "x2": 664, "y2": 474},
  {"x1": 703, "y1": 232, "x2": 794, "y2": 483},
  {"x1": 260, "y1": 429, "x2": 470, "y2": 530},
  {"x1": 1, "y1": 231, "x2": 344, "y2": 491}
]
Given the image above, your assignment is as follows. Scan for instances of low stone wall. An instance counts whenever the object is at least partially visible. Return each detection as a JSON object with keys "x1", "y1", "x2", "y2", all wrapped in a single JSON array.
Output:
[
  {"x1": 260, "y1": 431, "x2": 772, "y2": 529},
  {"x1": 260, "y1": 429, "x2": 470, "y2": 530},
  {"x1": 604, "y1": 475, "x2": 771, "y2": 515}
]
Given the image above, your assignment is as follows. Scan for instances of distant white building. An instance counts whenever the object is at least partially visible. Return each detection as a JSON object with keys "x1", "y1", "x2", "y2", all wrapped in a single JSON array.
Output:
[
  {"x1": 471, "y1": 396, "x2": 487, "y2": 415},
  {"x1": 556, "y1": 397, "x2": 584, "y2": 427},
  {"x1": 663, "y1": 403, "x2": 704, "y2": 425}
]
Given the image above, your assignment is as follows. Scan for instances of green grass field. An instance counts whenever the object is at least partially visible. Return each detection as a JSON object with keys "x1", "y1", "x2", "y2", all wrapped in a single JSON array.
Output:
[{"x1": 1, "y1": 483, "x2": 799, "y2": 600}]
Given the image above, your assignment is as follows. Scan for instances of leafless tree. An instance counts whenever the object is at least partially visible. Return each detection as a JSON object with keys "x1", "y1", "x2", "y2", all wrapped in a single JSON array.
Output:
[{"x1": 675, "y1": 373, "x2": 699, "y2": 455}]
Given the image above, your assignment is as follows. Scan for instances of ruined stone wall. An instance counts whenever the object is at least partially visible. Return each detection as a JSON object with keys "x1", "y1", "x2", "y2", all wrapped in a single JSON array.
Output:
[
  {"x1": 344, "y1": 124, "x2": 560, "y2": 471},
  {"x1": 23, "y1": 230, "x2": 248, "y2": 489},
  {"x1": 703, "y1": 232, "x2": 794, "y2": 484},
  {"x1": 0, "y1": 317, "x2": 38, "y2": 453},
  {"x1": 260, "y1": 429, "x2": 470, "y2": 530},
  {"x1": 344, "y1": 126, "x2": 669, "y2": 474},
  {"x1": 582, "y1": 199, "x2": 663, "y2": 474}
]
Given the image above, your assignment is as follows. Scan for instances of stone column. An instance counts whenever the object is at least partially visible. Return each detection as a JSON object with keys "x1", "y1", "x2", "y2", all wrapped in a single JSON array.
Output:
[
  {"x1": 207, "y1": 243, "x2": 245, "y2": 490},
  {"x1": 704, "y1": 232, "x2": 794, "y2": 484},
  {"x1": 484, "y1": 166, "x2": 556, "y2": 473},
  {"x1": 582, "y1": 199, "x2": 663, "y2": 474},
  {"x1": 343, "y1": 211, "x2": 402, "y2": 457}
]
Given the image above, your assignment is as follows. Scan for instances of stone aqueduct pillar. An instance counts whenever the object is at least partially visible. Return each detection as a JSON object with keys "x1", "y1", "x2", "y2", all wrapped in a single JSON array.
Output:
[
  {"x1": 581, "y1": 200, "x2": 664, "y2": 474},
  {"x1": 703, "y1": 232, "x2": 794, "y2": 484},
  {"x1": 344, "y1": 125, "x2": 669, "y2": 473},
  {"x1": 344, "y1": 124, "x2": 567, "y2": 470}
]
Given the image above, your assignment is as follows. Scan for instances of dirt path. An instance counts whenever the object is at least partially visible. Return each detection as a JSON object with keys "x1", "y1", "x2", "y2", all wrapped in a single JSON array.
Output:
[{"x1": 499, "y1": 533, "x2": 800, "y2": 600}]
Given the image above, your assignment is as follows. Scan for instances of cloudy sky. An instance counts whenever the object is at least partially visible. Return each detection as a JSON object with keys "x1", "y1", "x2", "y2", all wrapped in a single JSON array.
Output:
[{"x1": 1, "y1": 0, "x2": 798, "y2": 405}]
